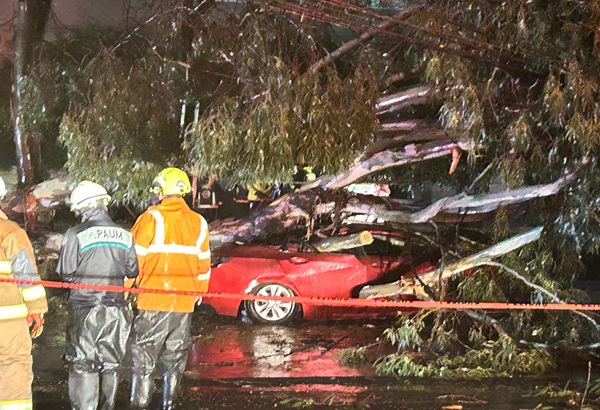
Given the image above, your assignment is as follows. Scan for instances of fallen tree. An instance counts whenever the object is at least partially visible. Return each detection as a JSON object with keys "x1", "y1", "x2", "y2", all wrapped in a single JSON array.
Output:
[
  {"x1": 358, "y1": 227, "x2": 544, "y2": 300},
  {"x1": 208, "y1": 142, "x2": 581, "y2": 248},
  {"x1": 7, "y1": 0, "x2": 600, "y2": 380}
]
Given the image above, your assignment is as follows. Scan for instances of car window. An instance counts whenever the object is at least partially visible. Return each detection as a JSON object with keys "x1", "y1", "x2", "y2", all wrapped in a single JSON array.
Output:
[
  {"x1": 362, "y1": 240, "x2": 392, "y2": 255},
  {"x1": 280, "y1": 239, "x2": 318, "y2": 253},
  {"x1": 339, "y1": 246, "x2": 368, "y2": 257},
  {"x1": 346, "y1": 238, "x2": 402, "y2": 256}
]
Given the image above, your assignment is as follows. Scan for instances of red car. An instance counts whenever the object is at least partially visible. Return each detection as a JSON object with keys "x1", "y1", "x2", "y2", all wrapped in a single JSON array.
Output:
[{"x1": 203, "y1": 233, "x2": 430, "y2": 324}]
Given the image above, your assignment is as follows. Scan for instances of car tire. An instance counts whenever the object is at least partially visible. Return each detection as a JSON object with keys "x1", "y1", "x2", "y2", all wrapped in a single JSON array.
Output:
[{"x1": 245, "y1": 282, "x2": 301, "y2": 325}]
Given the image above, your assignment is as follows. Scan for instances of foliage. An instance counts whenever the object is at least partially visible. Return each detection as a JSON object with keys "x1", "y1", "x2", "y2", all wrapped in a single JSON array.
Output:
[
  {"x1": 382, "y1": 314, "x2": 424, "y2": 350},
  {"x1": 185, "y1": 65, "x2": 377, "y2": 188},
  {"x1": 361, "y1": 0, "x2": 600, "y2": 376},
  {"x1": 59, "y1": 115, "x2": 159, "y2": 206},
  {"x1": 337, "y1": 346, "x2": 369, "y2": 367},
  {"x1": 184, "y1": 11, "x2": 377, "y2": 188},
  {"x1": 529, "y1": 379, "x2": 600, "y2": 410},
  {"x1": 35, "y1": 23, "x2": 190, "y2": 205},
  {"x1": 12, "y1": 0, "x2": 600, "y2": 378},
  {"x1": 19, "y1": 2, "x2": 378, "y2": 205},
  {"x1": 419, "y1": 0, "x2": 600, "y2": 256},
  {"x1": 374, "y1": 313, "x2": 556, "y2": 379}
]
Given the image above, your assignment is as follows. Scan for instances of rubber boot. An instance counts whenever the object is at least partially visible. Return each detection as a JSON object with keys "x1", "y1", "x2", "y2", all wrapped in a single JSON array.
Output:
[
  {"x1": 161, "y1": 373, "x2": 181, "y2": 410},
  {"x1": 69, "y1": 371, "x2": 100, "y2": 410},
  {"x1": 99, "y1": 371, "x2": 118, "y2": 410},
  {"x1": 130, "y1": 373, "x2": 154, "y2": 409}
]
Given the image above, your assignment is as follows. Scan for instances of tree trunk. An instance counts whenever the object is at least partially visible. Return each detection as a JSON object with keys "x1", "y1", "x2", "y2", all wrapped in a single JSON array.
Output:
[
  {"x1": 326, "y1": 139, "x2": 473, "y2": 189},
  {"x1": 13, "y1": 0, "x2": 33, "y2": 186},
  {"x1": 12, "y1": 0, "x2": 52, "y2": 186},
  {"x1": 374, "y1": 85, "x2": 431, "y2": 115},
  {"x1": 209, "y1": 138, "x2": 577, "y2": 249},
  {"x1": 313, "y1": 230, "x2": 373, "y2": 252}
]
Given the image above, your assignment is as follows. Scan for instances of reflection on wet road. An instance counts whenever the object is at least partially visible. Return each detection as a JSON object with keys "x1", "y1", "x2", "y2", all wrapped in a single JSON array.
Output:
[
  {"x1": 186, "y1": 320, "x2": 383, "y2": 379},
  {"x1": 181, "y1": 317, "x2": 568, "y2": 409},
  {"x1": 32, "y1": 312, "x2": 589, "y2": 409}
]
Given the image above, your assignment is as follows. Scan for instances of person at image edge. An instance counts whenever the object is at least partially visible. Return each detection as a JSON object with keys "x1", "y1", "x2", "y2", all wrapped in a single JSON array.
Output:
[{"x1": 0, "y1": 176, "x2": 47, "y2": 410}]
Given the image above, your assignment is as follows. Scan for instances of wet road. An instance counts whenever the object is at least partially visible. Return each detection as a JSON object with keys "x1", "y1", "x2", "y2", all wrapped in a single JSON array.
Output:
[
  {"x1": 180, "y1": 314, "x2": 570, "y2": 410},
  {"x1": 32, "y1": 310, "x2": 588, "y2": 409},
  {"x1": 187, "y1": 317, "x2": 383, "y2": 379}
]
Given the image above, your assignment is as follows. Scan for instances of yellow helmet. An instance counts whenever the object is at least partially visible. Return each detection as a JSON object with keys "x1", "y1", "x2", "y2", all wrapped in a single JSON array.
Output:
[{"x1": 151, "y1": 167, "x2": 191, "y2": 196}]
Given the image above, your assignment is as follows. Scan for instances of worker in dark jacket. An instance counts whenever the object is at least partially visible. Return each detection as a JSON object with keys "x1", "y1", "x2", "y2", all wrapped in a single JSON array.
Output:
[{"x1": 56, "y1": 181, "x2": 139, "y2": 410}]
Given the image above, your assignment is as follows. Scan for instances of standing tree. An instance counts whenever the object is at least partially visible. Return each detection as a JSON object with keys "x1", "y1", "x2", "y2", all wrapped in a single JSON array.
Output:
[{"x1": 12, "y1": 0, "x2": 53, "y2": 185}]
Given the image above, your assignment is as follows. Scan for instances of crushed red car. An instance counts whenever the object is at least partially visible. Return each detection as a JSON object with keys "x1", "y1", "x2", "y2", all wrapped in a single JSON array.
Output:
[{"x1": 203, "y1": 231, "x2": 434, "y2": 324}]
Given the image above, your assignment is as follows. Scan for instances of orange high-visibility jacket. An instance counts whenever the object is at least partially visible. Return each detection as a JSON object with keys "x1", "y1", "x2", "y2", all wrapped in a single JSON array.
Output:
[
  {"x1": 0, "y1": 213, "x2": 48, "y2": 321},
  {"x1": 130, "y1": 197, "x2": 211, "y2": 313}
]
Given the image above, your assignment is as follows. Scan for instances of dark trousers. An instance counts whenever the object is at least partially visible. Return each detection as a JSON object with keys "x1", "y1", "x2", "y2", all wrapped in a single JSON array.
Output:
[
  {"x1": 65, "y1": 305, "x2": 133, "y2": 410},
  {"x1": 129, "y1": 310, "x2": 192, "y2": 409}
]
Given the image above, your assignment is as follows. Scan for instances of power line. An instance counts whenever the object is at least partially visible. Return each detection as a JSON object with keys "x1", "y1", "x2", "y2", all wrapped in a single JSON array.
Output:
[{"x1": 267, "y1": 0, "x2": 558, "y2": 77}]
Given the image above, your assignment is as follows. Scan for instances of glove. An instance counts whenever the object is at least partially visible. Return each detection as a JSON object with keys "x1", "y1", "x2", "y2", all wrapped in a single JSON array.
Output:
[
  {"x1": 27, "y1": 313, "x2": 44, "y2": 338},
  {"x1": 126, "y1": 292, "x2": 137, "y2": 311},
  {"x1": 124, "y1": 280, "x2": 138, "y2": 310}
]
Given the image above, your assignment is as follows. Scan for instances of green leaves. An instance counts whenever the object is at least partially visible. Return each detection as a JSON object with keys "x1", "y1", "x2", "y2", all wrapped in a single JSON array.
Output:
[
  {"x1": 184, "y1": 14, "x2": 378, "y2": 187},
  {"x1": 376, "y1": 331, "x2": 555, "y2": 379},
  {"x1": 383, "y1": 314, "x2": 424, "y2": 351},
  {"x1": 58, "y1": 116, "x2": 159, "y2": 206},
  {"x1": 33, "y1": 6, "x2": 379, "y2": 203}
]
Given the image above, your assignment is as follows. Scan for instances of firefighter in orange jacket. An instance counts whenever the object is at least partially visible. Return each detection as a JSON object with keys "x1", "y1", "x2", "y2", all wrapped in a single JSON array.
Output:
[
  {"x1": 0, "y1": 177, "x2": 47, "y2": 410},
  {"x1": 128, "y1": 167, "x2": 210, "y2": 410}
]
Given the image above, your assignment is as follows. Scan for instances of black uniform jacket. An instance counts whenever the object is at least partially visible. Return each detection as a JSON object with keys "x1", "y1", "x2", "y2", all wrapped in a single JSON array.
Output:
[{"x1": 56, "y1": 206, "x2": 139, "y2": 308}]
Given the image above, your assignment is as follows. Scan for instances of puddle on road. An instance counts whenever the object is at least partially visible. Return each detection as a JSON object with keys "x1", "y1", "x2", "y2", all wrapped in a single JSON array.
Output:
[
  {"x1": 181, "y1": 318, "x2": 592, "y2": 409},
  {"x1": 186, "y1": 321, "x2": 384, "y2": 379},
  {"x1": 31, "y1": 312, "x2": 592, "y2": 409}
]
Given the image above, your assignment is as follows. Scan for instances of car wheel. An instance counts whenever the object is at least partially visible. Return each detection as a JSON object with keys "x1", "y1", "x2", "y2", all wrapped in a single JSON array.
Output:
[{"x1": 245, "y1": 283, "x2": 300, "y2": 325}]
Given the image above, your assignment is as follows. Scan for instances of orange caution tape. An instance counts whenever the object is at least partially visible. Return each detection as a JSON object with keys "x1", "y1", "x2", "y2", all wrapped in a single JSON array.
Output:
[{"x1": 2, "y1": 277, "x2": 600, "y2": 311}]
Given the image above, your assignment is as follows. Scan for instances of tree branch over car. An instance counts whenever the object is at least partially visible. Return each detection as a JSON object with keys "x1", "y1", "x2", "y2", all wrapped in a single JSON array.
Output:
[{"x1": 5, "y1": 0, "x2": 600, "y2": 378}]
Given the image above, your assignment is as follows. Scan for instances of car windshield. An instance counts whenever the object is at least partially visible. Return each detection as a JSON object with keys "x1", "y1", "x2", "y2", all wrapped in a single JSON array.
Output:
[
  {"x1": 279, "y1": 239, "x2": 317, "y2": 253},
  {"x1": 280, "y1": 231, "x2": 407, "y2": 257}
]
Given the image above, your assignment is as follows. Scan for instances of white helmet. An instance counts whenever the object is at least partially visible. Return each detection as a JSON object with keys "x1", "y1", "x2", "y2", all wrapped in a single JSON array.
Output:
[
  {"x1": 0, "y1": 177, "x2": 6, "y2": 199},
  {"x1": 69, "y1": 181, "x2": 111, "y2": 212}
]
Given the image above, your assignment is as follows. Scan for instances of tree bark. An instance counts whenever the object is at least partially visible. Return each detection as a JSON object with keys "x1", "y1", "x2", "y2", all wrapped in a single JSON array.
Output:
[
  {"x1": 404, "y1": 171, "x2": 577, "y2": 223},
  {"x1": 326, "y1": 139, "x2": 472, "y2": 189},
  {"x1": 210, "y1": 148, "x2": 576, "y2": 249},
  {"x1": 331, "y1": 172, "x2": 577, "y2": 224},
  {"x1": 313, "y1": 230, "x2": 373, "y2": 252},
  {"x1": 377, "y1": 120, "x2": 438, "y2": 133},
  {"x1": 12, "y1": 0, "x2": 52, "y2": 186},
  {"x1": 374, "y1": 85, "x2": 431, "y2": 115},
  {"x1": 383, "y1": 68, "x2": 423, "y2": 86},
  {"x1": 13, "y1": 0, "x2": 33, "y2": 187}
]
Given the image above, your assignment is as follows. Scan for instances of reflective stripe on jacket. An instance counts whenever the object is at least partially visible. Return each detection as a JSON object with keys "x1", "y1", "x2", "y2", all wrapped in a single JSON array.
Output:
[
  {"x1": 131, "y1": 197, "x2": 211, "y2": 312},
  {"x1": 55, "y1": 206, "x2": 139, "y2": 308},
  {"x1": 0, "y1": 398, "x2": 33, "y2": 409},
  {"x1": 0, "y1": 214, "x2": 47, "y2": 320}
]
